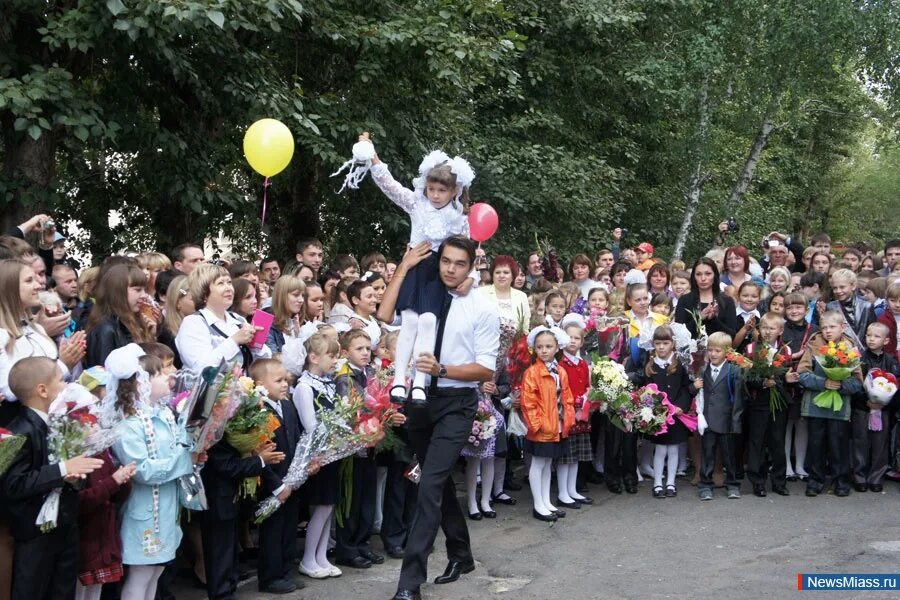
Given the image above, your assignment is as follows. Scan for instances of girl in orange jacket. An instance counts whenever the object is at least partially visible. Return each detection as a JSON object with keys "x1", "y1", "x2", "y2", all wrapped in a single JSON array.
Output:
[{"x1": 522, "y1": 326, "x2": 576, "y2": 522}]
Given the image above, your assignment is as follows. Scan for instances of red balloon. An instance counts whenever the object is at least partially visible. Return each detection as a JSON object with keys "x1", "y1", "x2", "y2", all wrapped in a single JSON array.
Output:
[{"x1": 468, "y1": 202, "x2": 499, "y2": 242}]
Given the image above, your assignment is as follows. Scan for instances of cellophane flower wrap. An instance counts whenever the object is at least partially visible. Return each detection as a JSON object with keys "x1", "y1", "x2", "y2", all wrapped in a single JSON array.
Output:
[
  {"x1": 505, "y1": 306, "x2": 533, "y2": 436},
  {"x1": 461, "y1": 397, "x2": 501, "y2": 458},
  {"x1": 224, "y1": 377, "x2": 281, "y2": 498},
  {"x1": 366, "y1": 367, "x2": 405, "y2": 454},
  {"x1": 745, "y1": 343, "x2": 792, "y2": 417},
  {"x1": 38, "y1": 384, "x2": 121, "y2": 532},
  {"x1": 190, "y1": 366, "x2": 242, "y2": 455},
  {"x1": 864, "y1": 369, "x2": 898, "y2": 431},
  {"x1": 0, "y1": 427, "x2": 25, "y2": 478},
  {"x1": 588, "y1": 356, "x2": 632, "y2": 416},
  {"x1": 813, "y1": 340, "x2": 861, "y2": 413},
  {"x1": 631, "y1": 383, "x2": 677, "y2": 436},
  {"x1": 254, "y1": 390, "x2": 391, "y2": 523}
]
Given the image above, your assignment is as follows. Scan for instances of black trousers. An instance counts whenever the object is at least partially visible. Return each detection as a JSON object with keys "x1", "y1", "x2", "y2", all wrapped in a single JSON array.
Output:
[
  {"x1": 397, "y1": 387, "x2": 477, "y2": 592},
  {"x1": 336, "y1": 454, "x2": 377, "y2": 561},
  {"x1": 603, "y1": 420, "x2": 637, "y2": 487},
  {"x1": 699, "y1": 431, "x2": 738, "y2": 489},
  {"x1": 381, "y1": 459, "x2": 418, "y2": 550},
  {"x1": 746, "y1": 405, "x2": 788, "y2": 488},
  {"x1": 258, "y1": 494, "x2": 299, "y2": 588},
  {"x1": 850, "y1": 408, "x2": 890, "y2": 485},
  {"x1": 807, "y1": 416, "x2": 851, "y2": 491},
  {"x1": 200, "y1": 515, "x2": 240, "y2": 600},
  {"x1": 12, "y1": 524, "x2": 78, "y2": 600}
]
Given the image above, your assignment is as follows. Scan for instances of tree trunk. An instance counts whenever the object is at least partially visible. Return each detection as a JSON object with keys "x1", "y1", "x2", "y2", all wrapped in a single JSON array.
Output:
[
  {"x1": 0, "y1": 125, "x2": 57, "y2": 232},
  {"x1": 672, "y1": 78, "x2": 710, "y2": 261},
  {"x1": 727, "y1": 101, "x2": 779, "y2": 207}
]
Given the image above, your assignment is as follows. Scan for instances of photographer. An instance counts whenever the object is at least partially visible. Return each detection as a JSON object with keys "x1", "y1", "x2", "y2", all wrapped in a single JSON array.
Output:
[{"x1": 759, "y1": 232, "x2": 804, "y2": 275}]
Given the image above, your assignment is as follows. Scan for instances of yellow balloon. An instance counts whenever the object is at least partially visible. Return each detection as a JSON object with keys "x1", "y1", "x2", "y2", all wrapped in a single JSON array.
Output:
[{"x1": 243, "y1": 118, "x2": 295, "y2": 177}]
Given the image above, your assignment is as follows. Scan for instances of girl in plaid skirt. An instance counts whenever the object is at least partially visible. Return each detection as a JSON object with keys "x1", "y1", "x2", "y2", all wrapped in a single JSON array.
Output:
[{"x1": 558, "y1": 315, "x2": 594, "y2": 507}]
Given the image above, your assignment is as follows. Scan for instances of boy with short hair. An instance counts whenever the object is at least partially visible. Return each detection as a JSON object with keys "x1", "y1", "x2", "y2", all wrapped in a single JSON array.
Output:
[
  {"x1": 827, "y1": 268, "x2": 876, "y2": 344},
  {"x1": 798, "y1": 310, "x2": 864, "y2": 497},
  {"x1": 698, "y1": 332, "x2": 744, "y2": 501},
  {"x1": 744, "y1": 313, "x2": 796, "y2": 497},
  {"x1": 250, "y1": 358, "x2": 303, "y2": 594},
  {"x1": 850, "y1": 322, "x2": 899, "y2": 493},
  {"x1": 2, "y1": 357, "x2": 104, "y2": 600},
  {"x1": 800, "y1": 271, "x2": 825, "y2": 324}
]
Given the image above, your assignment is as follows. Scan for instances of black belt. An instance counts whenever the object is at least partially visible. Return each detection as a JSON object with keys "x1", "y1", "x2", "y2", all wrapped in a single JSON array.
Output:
[{"x1": 428, "y1": 386, "x2": 478, "y2": 398}]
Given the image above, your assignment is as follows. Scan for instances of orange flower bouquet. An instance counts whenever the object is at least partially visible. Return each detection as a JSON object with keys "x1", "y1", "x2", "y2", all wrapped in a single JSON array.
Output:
[{"x1": 813, "y1": 340, "x2": 861, "y2": 413}]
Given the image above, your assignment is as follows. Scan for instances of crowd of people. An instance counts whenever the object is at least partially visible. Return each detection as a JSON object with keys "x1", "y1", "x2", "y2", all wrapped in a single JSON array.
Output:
[{"x1": 0, "y1": 170, "x2": 899, "y2": 600}]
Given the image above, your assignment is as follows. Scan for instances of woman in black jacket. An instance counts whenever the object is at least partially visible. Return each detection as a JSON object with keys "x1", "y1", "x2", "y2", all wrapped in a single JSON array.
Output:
[
  {"x1": 673, "y1": 257, "x2": 739, "y2": 339},
  {"x1": 85, "y1": 264, "x2": 153, "y2": 367}
]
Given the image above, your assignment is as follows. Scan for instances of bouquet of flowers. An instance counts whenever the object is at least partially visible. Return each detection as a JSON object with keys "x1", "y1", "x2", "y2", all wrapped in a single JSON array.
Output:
[
  {"x1": 224, "y1": 377, "x2": 281, "y2": 497},
  {"x1": 364, "y1": 369, "x2": 404, "y2": 453},
  {"x1": 0, "y1": 427, "x2": 25, "y2": 478},
  {"x1": 588, "y1": 356, "x2": 632, "y2": 414},
  {"x1": 864, "y1": 369, "x2": 898, "y2": 431},
  {"x1": 254, "y1": 390, "x2": 392, "y2": 523},
  {"x1": 191, "y1": 365, "x2": 242, "y2": 455},
  {"x1": 630, "y1": 384, "x2": 677, "y2": 436},
  {"x1": 812, "y1": 340, "x2": 861, "y2": 413},
  {"x1": 38, "y1": 384, "x2": 120, "y2": 532},
  {"x1": 743, "y1": 343, "x2": 793, "y2": 416},
  {"x1": 462, "y1": 397, "x2": 501, "y2": 457}
]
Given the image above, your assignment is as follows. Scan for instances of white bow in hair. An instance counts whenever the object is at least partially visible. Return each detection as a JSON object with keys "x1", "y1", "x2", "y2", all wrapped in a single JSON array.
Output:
[
  {"x1": 527, "y1": 325, "x2": 570, "y2": 349},
  {"x1": 624, "y1": 269, "x2": 647, "y2": 286},
  {"x1": 104, "y1": 343, "x2": 150, "y2": 415},
  {"x1": 561, "y1": 313, "x2": 586, "y2": 330}
]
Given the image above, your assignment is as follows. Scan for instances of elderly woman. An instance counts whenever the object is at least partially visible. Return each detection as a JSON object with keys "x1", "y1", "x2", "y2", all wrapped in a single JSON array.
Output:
[{"x1": 175, "y1": 263, "x2": 271, "y2": 372}]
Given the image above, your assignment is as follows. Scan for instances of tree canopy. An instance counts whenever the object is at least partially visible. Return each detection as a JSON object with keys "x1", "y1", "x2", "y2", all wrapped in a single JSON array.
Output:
[{"x1": 2, "y1": 0, "x2": 898, "y2": 265}]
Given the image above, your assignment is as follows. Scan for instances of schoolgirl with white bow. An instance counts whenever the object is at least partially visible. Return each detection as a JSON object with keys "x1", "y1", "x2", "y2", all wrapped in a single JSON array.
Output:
[
  {"x1": 343, "y1": 133, "x2": 475, "y2": 405},
  {"x1": 520, "y1": 326, "x2": 575, "y2": 522}
]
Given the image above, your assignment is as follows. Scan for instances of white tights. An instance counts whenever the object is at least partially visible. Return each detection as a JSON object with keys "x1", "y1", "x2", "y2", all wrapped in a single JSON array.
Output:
[
  {"x1": 528, "y1": 455, "x2": 556, "y2": 515},
  {"x1": 653, "y1": 444, "x2": 679, "y2": 488},
  {"x1": 492, "y1": 457, "x2": 507, "y2": 497},
  {"x1": 75, "y1": 582, "x2": 102, "y2": 600},
  {"x1": 556, "y1": 462, "x2": 587, "y2": 503},
  {"x1": 785, "y1": 418, "x2": 809, "y2": 476},
  {"x1": 465, "y1": 457, "x2": 494, "y2": 514},
  {"x1": 121, "y1": 565, "x2": 164, "y2": 600},
  {"x1": 302, "y1": 505, "x2": 335, "y2": 572},
  {"x1": 393, "y1": 310, "x2": 437, "y2": 402}
]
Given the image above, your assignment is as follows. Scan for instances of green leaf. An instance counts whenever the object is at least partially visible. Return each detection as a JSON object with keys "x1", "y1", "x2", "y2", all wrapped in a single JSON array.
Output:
[
  {"x1": 208, "y1": 10, "x2": 225, "y2": 29},
  {"x1": 13, "y1": 118, "x2": 28, "y2": 131},
  {"x1": 106, "y1": 0, "x2": 126, "y2": 17},
  {"x1": 74, "y1": 126, "x2": 89, "y2": 142},
  {"x1": 113, "y1": 19, "x2": 130, "y2": 31},
  {"x1": 454, "y1": 50, "x2": 466, "y2": 59},
  {"x1": 27, "y1": 125, "x2": 42, "y2": 140}
]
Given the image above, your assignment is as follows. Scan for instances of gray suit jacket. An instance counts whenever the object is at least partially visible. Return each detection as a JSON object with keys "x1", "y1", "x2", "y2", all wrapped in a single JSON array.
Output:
[{"x1": 702, "y1": 362, "x2": 744, "y2": 434}]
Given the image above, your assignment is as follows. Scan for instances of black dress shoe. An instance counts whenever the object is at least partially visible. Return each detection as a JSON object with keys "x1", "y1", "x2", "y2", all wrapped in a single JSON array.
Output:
[
  {"x1": 607, "y1": 483, "x2": 623, "y2": 494},
  {"x1": 481, "y1": 509, "x2": 497, "y2": 519},
  {"x1": 551, "y1": 508, "x2": 566, "y2": 518},
  {"x1": 433, "y1": 560, "x2": 475, "y2": 584},
  {"x1": 753, "y1": 485, "x2": 766, "y2": 498},
  {"x1": 557, "y1": 500, "x2": 581, "y2": 509},
  {"x1": 870, "y1": 483, "x2": 884, "y2": 493},
  {"x1": 772, "y1": 485, "x2": 790, "y2": 496},
  {"x1": 468, "y1": 511, "x2": 483, "y2": 521},
  {"x1": 834, "y1": 487, "x2": 850, "y2": 497},
  {"x1": 805, "y1": 486, "x2": 820, "y2": 497},
  {"x1": 576, "y1": 496, "x2": 594, "y2": 505},
  {"x1": 361, "y1": 549, "x2": 385, "y2": 564},
  {"x1": 386, "y1": 546, "x2": 405, "y2": 559},
  {"x1": 624, "y1": 483, "x2": 638, "y2": 494},
  {"x1": 576, "y1": 482, "x2": 589, "y2": 494},
  {"x1": 392, "y1": 589, "x2": 421, "y2": 600},
  {"x1": 259, "y1": 578, "x2": 297, "y2": 594},
  {"x1": 336, "y1": 556, "x2": 373, "y2": 569},
  {"x1": 853, "y1": 482, "x2": 868, "y2": 493},
  {"x1": 491, "y1": 493, "x2": 517, "y2": 505},
  {"x1": 532, "y1": 509, "x2": 557, "y2": 522}
]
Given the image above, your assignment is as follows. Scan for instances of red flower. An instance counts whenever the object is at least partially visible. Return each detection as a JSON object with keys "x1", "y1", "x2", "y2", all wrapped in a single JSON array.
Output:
[
  {"x1": 70, "y1": 409, "x2": 97, "y2": 426},
  {"x1": 818, "y1": 346, "x2": 829, "y2": 355}
]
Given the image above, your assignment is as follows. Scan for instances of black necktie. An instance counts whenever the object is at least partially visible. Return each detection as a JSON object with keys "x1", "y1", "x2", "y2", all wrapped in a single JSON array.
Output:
[{"x1": 429, "y1": 293, "x2": 453, "y2": 394}]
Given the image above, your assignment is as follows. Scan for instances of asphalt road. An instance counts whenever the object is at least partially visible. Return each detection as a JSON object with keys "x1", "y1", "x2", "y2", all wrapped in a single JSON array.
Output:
[{"x1": 172, "y1": 474, "x2": 900, "y2": 600}]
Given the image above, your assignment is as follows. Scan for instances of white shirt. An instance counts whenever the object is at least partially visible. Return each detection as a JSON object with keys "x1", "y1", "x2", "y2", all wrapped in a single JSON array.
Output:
[
  {"x1": 653, "y1": 357, "x2": 671, "y2": 370},
  {"x1": 175, "y1": 308, "x2": 272, "y2": 371},
  {"x1": 709, "y1": 364, "x2": 721, "y2": 381},
  {"x1": 371, "y1": 162, "x2": 469, "y2": 250},
  {"x1": 737, "y1": 308, "x2": 761, "y2": 323},
  {"x1": 349, "y1": 313, "x2": 382, "y2": 351},
  {"x1": 428, "y1": 288, "x2": 500, "y2": 389},
  {"x1": 0, "y1": 325, "x2": 69, "y2": 401},
  {"x1": 563, "y1": 351, "x2": 581, "y2": 365}
]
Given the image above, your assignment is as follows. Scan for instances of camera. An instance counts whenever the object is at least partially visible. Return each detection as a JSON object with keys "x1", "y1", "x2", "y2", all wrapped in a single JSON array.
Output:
[
  {"x1": 726, "y1": 217, "x2": 739, "y2": 233},
  {"x1": 42, "y1": 218, "x2": 56, "y2": 231},
  {"x1": 620, "y1": 227, "x2": 629, "y2": 240}
]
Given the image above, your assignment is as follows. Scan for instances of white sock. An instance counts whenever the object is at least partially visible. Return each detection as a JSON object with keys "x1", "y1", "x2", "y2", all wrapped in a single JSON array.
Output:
[
  {"x1": 315, "y1": 508, "x2": 334, "y2": 570},
  {"x1": 667, "y1": 445, "x2": 679, "y2": 487},
  {"x1": 480, "y1": 458, "x2": 495, "y2": 512},
  {"x1": 121, "y1": 565, "x2": 163, "y2": 600},
  {"x1": 795, "y1": 418, "x2": 809, "y2": 476},
  {"x1": 410, "y1": 312, "x2": 437, "y2": 400},
  {"x1": 568, "y1": 462, "x2": 586, "y2": 500},
  {"x1": 303, "y1": 505, "x2": 331, "y2": 572},
  {"x1": 557, "y1": 463, "x2": 575, "y2": 503},
  {"x1": 542, "y1": 461, "x2": 556, "y2": 511},
  {"x1": 465, "y1": 458, "x2": 480, "y2": 514},
  {"x1": 653, "y1": 444, "x2": 667, "y2": 488},
  {"x1": 76, "y1": 583, "x2": 103, "y2": 600},
  {"x1": 493, "y1": 457, "x2": 507, "y2": 497},
  {"x1": 393, "y1": 310, "x2": 418, "y2": 392},
  {"x1": 529, "y1": 455, "x2": 550, "y2": 514}
]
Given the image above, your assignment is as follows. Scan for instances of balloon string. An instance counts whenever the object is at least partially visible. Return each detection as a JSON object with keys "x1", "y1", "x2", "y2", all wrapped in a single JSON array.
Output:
[{"x1": 261, "y1": 177, "x2": 270, "y2": 227}]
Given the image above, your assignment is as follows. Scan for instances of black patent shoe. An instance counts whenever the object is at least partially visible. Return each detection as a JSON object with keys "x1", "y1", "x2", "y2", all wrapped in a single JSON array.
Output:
[{"x1": 532, "y1": 509, "x2": 557, "y2": 522}]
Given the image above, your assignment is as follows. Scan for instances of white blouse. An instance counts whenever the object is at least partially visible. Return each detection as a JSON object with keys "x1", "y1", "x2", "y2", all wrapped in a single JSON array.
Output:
[
  {"x1": 175, "y1": 308, "x2": 272, "y2": 371},
  {"x1": 371, "y1": 162, "x2": 469, "y2": 250},
  {"x1": 0, "y1": 324, "x2": 69, "y2": 401},
  {"x1": 349, "y1": 313, "x2": 382, "y2": 351}
]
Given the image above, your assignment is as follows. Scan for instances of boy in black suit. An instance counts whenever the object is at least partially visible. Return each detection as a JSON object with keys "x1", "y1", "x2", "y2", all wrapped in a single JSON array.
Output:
[
  {"x1": 1, "y1": 357, "x2": 103, "y2": 600},
  {"x1": 698, "y1": 332, "x2": 744, "y2": 501},
  {"x1": 200, "y1": 399, "x2": 285, "y2": 600},
  {"x1": 250, "y1": 359, "x2": 303, "y2": 594}
]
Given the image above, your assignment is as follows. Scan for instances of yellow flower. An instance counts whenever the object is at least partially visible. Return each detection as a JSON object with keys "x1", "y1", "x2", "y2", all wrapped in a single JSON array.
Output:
[
  {"x1": 827, "y1": 348, "x2": 837, "y2": 357},
  {"x1": 239, "y1": 376, "x2": 256, "y2": 394}
]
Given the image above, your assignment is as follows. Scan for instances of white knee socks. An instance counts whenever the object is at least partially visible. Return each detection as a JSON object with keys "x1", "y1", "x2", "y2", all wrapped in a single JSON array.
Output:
[
  {"x1": 492, "y1": 457, "x2": 506, "y2": 497},
  {"x1": 653, "y1": 444, "x2": 679, "y2": 488},
  {"x1": 568, "y1": 462, "x2": 586, "y2": 501},
  {"x1": 557, "y1": 463, "x2": 575, "y2": 503},
  {"x1": 480, "y1": 458, "x2": 495, "y2": 512},
  {"x1": 529, "y1": 456, "x2": 554, "y2": 515},
  {"x1": 303, "y1": 505, "x2": 334, "y2": 572},
  {"x1": 393, "y1": 310, "x2": 419, "y2": 395},
  {"x1": 76, "y1": 583, "x2": 102, "y2": 600},
  {"x1": 410, "y1": 312, "x2": 437, "y2": 401},
  {"x1": 465, "y1": 458, "x2": 480, "y2": 514},
  {"x1": 121, "y1": 565, "x2": 164, "y2": 600}
]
